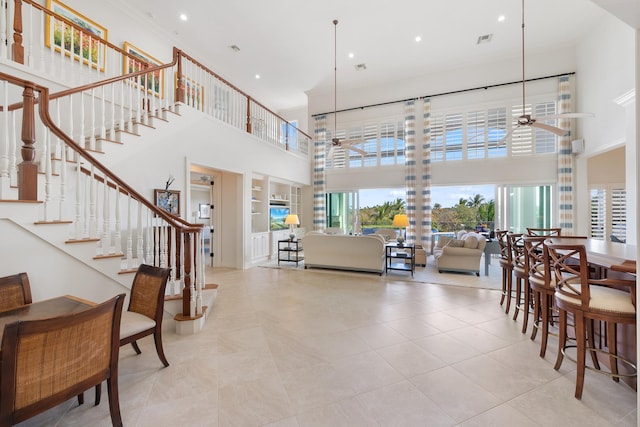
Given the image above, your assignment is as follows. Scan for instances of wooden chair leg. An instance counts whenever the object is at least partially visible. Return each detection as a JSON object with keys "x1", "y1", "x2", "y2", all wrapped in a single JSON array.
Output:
[
  {"x1": 521, "y1": 281, "x2": 531, "y2": 334},
  {"x1": 539, "y1": 293, "x2": 551, "y2": 358},
  {"x1": 607, "y1": 321, "x2": 620, "y2": 382},
  {"x1": 131, "y1": 341, "x2": 142, "y2": 354},
  {"x1": 530, "y1": 290, "x2": 540, "y2": 341},
  {"x1": 554, "y1": 309, "x2": 567, "y2": 370},
  {"x1": 77, "y1": 392, "x2": 84, "y2": 405},
  {"x1": 500, "y1": 269, "x2": 507, "y2": 306},
  {"x1": 107, "y1": 376, "x2": 123, "y2": 427},
  {"x1": 505, "y1": 272, "x2": 513, "y2": 314},
  {"x1": 574, "y1": 314, "x2": 586, "y2": 399},
  {"x1": 154, "y1": 332, "x2": 170, "y2": 367},
  {"x1": 512, "y1": 277, "x2": 522, "y2": 320},
  {"x1": 95, "y1": 383, "x2": 102, "y2": 405},
  {"x1": 586, "y1": 319, "x2": 601, "y2": 370}
]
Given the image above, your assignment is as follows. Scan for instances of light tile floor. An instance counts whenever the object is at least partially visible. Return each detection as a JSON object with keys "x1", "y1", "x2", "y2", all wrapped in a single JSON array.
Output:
[{"x1": 20, "y1": 262, "x2": 637, "y2": 426}]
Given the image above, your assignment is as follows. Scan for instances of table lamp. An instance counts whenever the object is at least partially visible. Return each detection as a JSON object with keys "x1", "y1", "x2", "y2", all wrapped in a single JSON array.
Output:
[
  {"x1": 284, "y1": 214, "x2": 300, "y2": 241},
  {"x1": 392, "y1": 214, "x2": 409, "y2": 247}
]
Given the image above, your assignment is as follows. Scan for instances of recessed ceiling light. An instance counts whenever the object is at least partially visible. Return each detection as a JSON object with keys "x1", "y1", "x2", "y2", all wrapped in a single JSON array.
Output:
[
  {"x1": 255, "y1": 74, "x2": 261, "y2": 79},
  {"x1": 348, "y1": 52, "x2": 354, "y2": 59},
  {"x1": 415, "y1": 36, "x2": 422, "y2": 42},
  {"x1": 179, "y1": 13, "x2": 188, "y2": 21},
  {"x1": 498, "y1": 15, "x2": 506, "y2": 22}
]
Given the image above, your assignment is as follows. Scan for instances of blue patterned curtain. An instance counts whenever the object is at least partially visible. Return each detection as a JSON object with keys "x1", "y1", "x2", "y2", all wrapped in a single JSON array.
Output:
[
  {"x1": 313, "y1": 115, "x2": 327, "y2": 231},
  {"x1": 404, "y1": 100, "x2": 416, "y2": 243},
  {"x1": 421, "y1": 98, "x2": 432, "y2": 252},
  {"x1": 557, "y1": 76, "x2": 574, "y2": 234}
]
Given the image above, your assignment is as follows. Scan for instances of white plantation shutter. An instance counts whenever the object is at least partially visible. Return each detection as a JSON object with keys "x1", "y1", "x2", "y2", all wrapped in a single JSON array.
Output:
[
  {"x1": 467, "y1": 111, "x2": 485, "y2": 159},
  {"x1": 611, "y1": 187, "x2": 626, "y2": 241},
  {"x1": 590, "y1": 188, "x2": 606, "y2": 240},
  {"x1": 510, "y1": 103, "x2": 533, "y2": 156},
  {"x1": 431, "y1": 115, "x2": 444, "y2": 162},
  {"x1": 488, "y1": 107, "x2": 507, "y2": 158},
  {"x1": 444, "y1": 113, "x2": 463, "y2": 160},
  {"x1": 534, "y1": 102, "x2": 556, "y2": 154},
  {"x1": 362, "y1": 124, "x2": 377, "y2": 167},
  {"x1": 589, "y1": 185, "x2": 626, "y2": 241}
]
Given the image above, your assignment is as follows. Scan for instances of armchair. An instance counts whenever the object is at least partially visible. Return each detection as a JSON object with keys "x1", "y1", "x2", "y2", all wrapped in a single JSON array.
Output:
[
  {"x1": 0, "y1": 294, "x2": 125, "y2": 426},
  {"x1": 0, "y1": 272, "x2": 32, "y2": 312}
]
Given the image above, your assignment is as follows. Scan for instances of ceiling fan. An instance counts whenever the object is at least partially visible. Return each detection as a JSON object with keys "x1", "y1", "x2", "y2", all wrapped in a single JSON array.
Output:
[
  {"x1": 328, "y1": 19, "x2": 367, "y2": 160},
  {"x1": 500, "y1": 0, "x2": 592, "y2": 144}
]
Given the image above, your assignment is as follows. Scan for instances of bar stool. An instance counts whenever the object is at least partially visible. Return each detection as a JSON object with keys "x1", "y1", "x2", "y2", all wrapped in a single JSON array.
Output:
[
  {"x1": 523, "y1": 235, "x2": 555, "y2": 355},
  {"x1": 526, "y1": 227, "x2": 562, "y2": 237},
  {"x1": 495, "y1": 230, "x2": 513, "y2": 311},
  {"x1": 545, "y1": 237, "x2": 637, "y2": 399},
  {"x1": 508, "y1": 233, "x2": 529, "y2": 326}
]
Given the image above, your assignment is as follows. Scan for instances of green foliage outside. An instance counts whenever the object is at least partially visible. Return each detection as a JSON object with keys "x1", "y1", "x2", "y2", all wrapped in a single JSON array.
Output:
[{"x1": 358, "y1": 194, "x2": 494, "y2": 232}]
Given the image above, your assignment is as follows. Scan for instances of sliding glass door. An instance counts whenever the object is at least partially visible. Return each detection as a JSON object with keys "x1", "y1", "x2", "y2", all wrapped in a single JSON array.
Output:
[
  {"x1": 326, "y1": 192, "x2": 359, "y2": 234},
  {"x1": 496, "y1": 184, "x2": 554, "y2": 232}
]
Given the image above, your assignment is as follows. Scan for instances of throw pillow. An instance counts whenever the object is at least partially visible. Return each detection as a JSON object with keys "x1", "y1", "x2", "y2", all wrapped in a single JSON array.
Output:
[
  {"x1": 463, "y1": 236, "x2": 479, "y2": 249},
  {"x1": 447, "y1": 239, "x2": 465, "y2": 248}
]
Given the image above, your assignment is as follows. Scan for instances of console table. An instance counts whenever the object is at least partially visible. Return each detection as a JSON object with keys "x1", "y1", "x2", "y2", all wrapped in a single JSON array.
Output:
[
  {"x1": 385, "y1": 244, "x2": 415, "y2": 276},
  {"x1": 278, "y1": 239, "x2": 304, "y2": 266}
]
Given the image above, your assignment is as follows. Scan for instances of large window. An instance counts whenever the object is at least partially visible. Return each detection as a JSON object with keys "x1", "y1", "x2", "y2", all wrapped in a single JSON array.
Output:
[
  {"x1": 325, "y1": 96, "x2": 557, "y2": 169},
  {"x1": 497, "y1": 184, "x2": 553, "y2": 233}
]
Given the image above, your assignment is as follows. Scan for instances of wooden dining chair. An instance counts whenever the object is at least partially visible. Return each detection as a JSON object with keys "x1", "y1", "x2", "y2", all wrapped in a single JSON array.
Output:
[
  {"x1": 0, "y1": 294, "x2": 125, "y2": 426},
  {"x1": 545, "y1": 237, "x2": 636, "y2": 399},
  {"x1": 495, "y1": 230, "x2": 513, "y2": 311},
  {"x1": 0, "y1": 272, "x2": 32, "y2": 312},
  {"x1": 119, "y1": 264, "x2": 172, "y2": 367}
]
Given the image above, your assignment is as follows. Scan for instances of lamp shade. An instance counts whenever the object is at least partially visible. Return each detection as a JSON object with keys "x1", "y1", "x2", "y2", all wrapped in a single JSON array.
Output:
[
  {"x1": 392, "y1": 214, "x2": 409, "y2": 227},
  {"x1": 284, "y1": 214, "x2": 300, "y2": 225}
]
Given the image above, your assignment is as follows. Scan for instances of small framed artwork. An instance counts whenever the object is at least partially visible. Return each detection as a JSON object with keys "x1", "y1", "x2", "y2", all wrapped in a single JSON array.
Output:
[
  {"x1": 123, "y1": 42, "x2": 164, "y2": 98},
  {"x1": 198, "y1": 203, "x2": 210, "y2": 219},
  {"x1": 154, "y1": 189, "x2": 180, "y2": 216},
  {"x1": 45, "y1": 0, "x2": 108, "y2": 71}
]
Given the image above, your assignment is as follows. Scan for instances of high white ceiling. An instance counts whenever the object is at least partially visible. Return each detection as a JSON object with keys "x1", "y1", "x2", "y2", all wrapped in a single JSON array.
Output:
[{"x1": 122, "y1": 0, "x2": 633, "y2": 112}]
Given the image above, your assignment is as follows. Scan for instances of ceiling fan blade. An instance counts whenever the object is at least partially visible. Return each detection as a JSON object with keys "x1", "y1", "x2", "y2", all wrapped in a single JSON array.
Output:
[
  {"x1": 530, "y1": 121, "x2": 568, "y2": 136},
  {"x1": 349, "y1": 146, "x2": 367, "y2": 155},
  {"x1": 498, "y1": 127, "x2": 517, "y2": 146},
  {"x1": 536, "y1": 112, "x2": 595, "y2": 121}
]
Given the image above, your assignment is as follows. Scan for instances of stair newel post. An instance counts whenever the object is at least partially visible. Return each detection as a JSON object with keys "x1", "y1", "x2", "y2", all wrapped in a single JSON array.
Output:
[
  {"x1": 195, "y1": 230, "x2": 203, "y2": 315},
  {"x1": 182, "y1": 230, "x2": 194, "y2": 316},
  {"x1": 17, "y1": 83, "x2": 37, "y2": 200},
  {"x1": 58, "y1": 106, "x2": 66, "y2": 220},
  {"x1": 175, "y1": 52, "x2": 184, "y2": 104},
  {"x1": 11, "y1": 0, "x2": 24, "y2": 64},
  {"x1": 246, "y1": 97, "x2": 252, "y2": 134}
]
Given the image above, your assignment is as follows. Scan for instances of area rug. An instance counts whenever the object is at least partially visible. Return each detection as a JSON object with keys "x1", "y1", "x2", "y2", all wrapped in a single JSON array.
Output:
[{"x1": 259, "y1": 254, "x2": 503, "y2": 291}]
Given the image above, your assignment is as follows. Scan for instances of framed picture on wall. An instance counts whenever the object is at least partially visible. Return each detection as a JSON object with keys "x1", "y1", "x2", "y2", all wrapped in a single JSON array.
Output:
[
  {"x1": 123, "y1": 41, "x2": 164, "y2": 98},
  {"x1": 45, "y1": 0, "x2": 108, "y2": 71},
  {"x1": 198, "y1": 203, "x2": 210, "y2": 219},
  {"x1": 154, "y1": 189, "x2": 180, "y2": 216}
]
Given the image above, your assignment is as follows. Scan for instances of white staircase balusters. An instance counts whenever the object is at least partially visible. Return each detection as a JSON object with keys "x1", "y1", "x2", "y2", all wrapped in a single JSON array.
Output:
[
  {"x1": 125, "y1": 195, "x2": 132, "y2": 268},
  {"x1": 42, "y1": 126, "x2": 51, "y2": 221},
  {"x1": 136, "y1": 200, "x2": 144, "y2": 267},
  {"x1": 89, "y1": 88, "x2": 96, "y2": 151},
  {"x1": 9, "y1": 111, "x2": 17, "y2": 187},
  {"x1": 0, "y1": 80, "x2": 9, "y2": 198},
  {"x1": 118, "y1": 81, "x2": 124, "y2": 136},
  {"x1": 100, "y1": 177, "x2": 110, "y2": 252},
  {"x1": 113, "y1": 184, "x2": 121, "y2": 254},
  {"x1": 26, "y1": 6, "x2": 32, "y2": 68},
  {"x1": 89, "y1": 166, "x2": 97, "y2": 239},
  {"x1": 100, "y1": 86, "x2": 106, "y2": 141},
  {"x1": 59, "y1": 127, "x2": 67, "y2": 221},
  {"x1": 0, "y1": 0, "x2": 7, "y2": 60}
]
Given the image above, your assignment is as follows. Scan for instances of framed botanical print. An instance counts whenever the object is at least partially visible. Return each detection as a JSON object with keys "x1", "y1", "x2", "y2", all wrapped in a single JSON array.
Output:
[{"x1": 154, "y1": 189, "x2": 180, "y2": 216}]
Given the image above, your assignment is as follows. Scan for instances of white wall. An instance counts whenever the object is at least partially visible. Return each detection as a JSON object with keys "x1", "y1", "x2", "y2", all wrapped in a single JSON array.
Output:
[
  {"x1": 574, "y1": 13, "x2": 637, "y2": 241},
  {"x1": 0, "y1": 219, "x2": 126, "y2": 302}
]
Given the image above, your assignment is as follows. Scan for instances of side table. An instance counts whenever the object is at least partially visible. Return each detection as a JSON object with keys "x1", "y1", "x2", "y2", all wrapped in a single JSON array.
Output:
[
  {"x1": 385, "y1": 244, "x2": 415, "y2": 277},
  {"x1": 278, "y1": 239, "x2": 304, "y2": 266}
]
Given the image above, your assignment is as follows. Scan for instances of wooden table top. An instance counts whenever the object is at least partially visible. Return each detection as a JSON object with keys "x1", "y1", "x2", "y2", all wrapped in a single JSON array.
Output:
[
  {"x1": 0, "y1": 295, "x2": 94, "y2": 344},
  {"x1": 546, "y1": 237, "x2": 636, "y2": 270}
]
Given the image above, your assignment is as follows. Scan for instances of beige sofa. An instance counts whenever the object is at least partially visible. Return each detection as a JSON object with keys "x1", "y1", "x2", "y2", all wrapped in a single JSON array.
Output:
[
  {"x1": 302, "y1": 233, "x2": 386, "y2": 274},
  {"x1": 434, "y1": 231, "x2": 487, "y2": 276}
]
